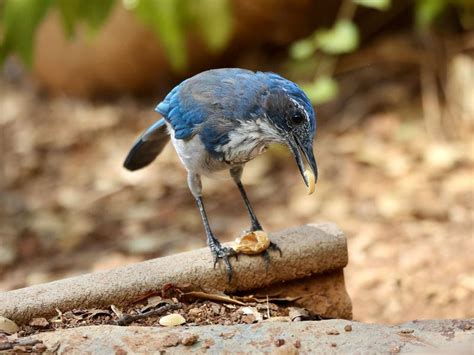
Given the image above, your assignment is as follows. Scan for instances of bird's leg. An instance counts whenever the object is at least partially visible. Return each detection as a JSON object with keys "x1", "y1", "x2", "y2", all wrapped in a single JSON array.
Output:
[
  {"x1": 188, "y1": 173, "x2": 237, "y2": 282},
  {"x1": 230, "y1": 167, "x2": 262, "y2": 231},
  {"x1": 230, "y1": 167, "x2": 282, "y2": 261}
]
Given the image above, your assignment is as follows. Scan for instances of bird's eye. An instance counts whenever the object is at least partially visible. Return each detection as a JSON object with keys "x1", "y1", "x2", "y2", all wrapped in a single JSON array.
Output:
[{"x1": 290, "y1": 112, "x2": 305, "y2": 125}]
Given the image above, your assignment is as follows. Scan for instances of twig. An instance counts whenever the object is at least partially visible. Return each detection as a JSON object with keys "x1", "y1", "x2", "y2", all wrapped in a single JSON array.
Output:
[
  {"x1": 0, "y1": 337, "x2": 42, "y2": 351},
  {"x1": 115, "y1": 303, "x2": 181, "y2": 326},
  {"x1": 266, "y1": 296, "x2": 271, "y2": 320}
]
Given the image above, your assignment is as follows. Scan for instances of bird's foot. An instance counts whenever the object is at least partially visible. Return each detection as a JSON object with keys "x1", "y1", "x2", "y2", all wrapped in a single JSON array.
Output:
[
  {"x1": 209, "y1": 239, "x2": 238, "y2": 282},
  {"x1": 262, "y1": 241, "x2": 282, "y2": 270},
  {"x1": 234, "y1": 229, "x2": 282, "y2": 269}
]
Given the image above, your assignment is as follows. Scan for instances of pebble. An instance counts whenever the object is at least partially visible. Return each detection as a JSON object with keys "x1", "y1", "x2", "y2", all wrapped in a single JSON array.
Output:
[
  {"x1": 29, "y1": 317, "x2": 49, "y2": 328},
  {"x1": 181, "y1": 333, "x2": 199, "y2": 346},
  {"x1": 275, "y1": 339, "x2": 285, "y2": 347}
]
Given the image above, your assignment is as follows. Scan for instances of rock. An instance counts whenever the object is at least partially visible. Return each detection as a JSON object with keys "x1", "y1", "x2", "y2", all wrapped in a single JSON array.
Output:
[
  {"x1": 29, "y1": 319, "x2": 474, "y2": 353},
  {"x1": 28, "y1": 317, "x2": 49, "y2": 328},
  {"x1": 274, "y1": 338, "x2": 285, "y2": 347},
  {"x1": 0, "y1": 224, "x2": 350, "y2": 324},
  {"x1": 0, "y1": 316, "x2": 19, "y2": 334},
  {"x1": 181, "y1": 333, "x2": 199, "y2": 346}
]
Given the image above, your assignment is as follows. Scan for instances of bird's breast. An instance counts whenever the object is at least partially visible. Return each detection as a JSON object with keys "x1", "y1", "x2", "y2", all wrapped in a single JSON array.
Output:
[{"x1": 213, "y1": 119, "x2": 280, "y2": 165}]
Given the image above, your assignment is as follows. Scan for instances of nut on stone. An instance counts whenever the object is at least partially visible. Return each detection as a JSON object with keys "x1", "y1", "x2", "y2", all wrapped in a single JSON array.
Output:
[
  {"x1": 234, "y1": 230, "x2": 270, "y2": 255},
  {"x1": 159, "y1": 313, "x2": 186, "y2": 327},
  {"x1": 304, "y1": 169, "x2": 316, "y2": 195}
]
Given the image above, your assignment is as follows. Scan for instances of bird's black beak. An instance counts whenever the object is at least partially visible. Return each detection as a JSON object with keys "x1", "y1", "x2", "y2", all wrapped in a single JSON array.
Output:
[{"x1": 288, "y1": 135, "x2": 318, "y2": 194}]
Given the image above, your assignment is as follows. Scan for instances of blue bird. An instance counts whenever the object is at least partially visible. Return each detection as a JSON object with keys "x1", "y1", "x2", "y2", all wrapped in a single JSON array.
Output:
[{"x1": 124, "y1": 68, "x2": 317, "y2": 281}]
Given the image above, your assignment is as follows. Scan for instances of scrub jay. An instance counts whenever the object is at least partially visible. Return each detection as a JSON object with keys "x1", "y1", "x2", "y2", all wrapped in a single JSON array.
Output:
[{"x1": 124, "y1": 68, "x2": 317, "y2": 281}]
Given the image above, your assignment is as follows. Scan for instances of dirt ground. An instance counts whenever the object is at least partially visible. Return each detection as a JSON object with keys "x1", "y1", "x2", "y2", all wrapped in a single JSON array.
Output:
[{"x1": 0, "y1": 71, "x2": 473, "y2": 324}]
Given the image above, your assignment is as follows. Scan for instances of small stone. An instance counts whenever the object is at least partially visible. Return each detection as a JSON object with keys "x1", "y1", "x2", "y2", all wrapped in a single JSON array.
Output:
[
  {"x1": 275, "y1": 339, "x2": 285, "y2": 347},
  {"x1": 12, "y1": 345, "x2": 30, "y2": 352},
  {"x1": 241, "y1": 314, "x2": 256, "y2": 324},
  {"x1": 29, "y1": 317, "x2": 49, "y2": 328},
  {"x1": 0, "y1": 316, "x2": 19, "y2": 334},
  {"x1": 293, "y1": 340, "x2": 301, "y2": 348},
  {"x1": 344, "y1": 324, "x2": 352, "y2": 332},
  {"x1": 161, "y1": 334, "x2": 180, "y2": 347},
  {"x1": 390, "y1": 345, "x2": 401, "y2": 354},
  {"x1": 32, "y1": 343, "x2": 47, "y2": 353},
  {"x1": 181, "y1": 333, "x2": 199, "y2": 346},
  {"x1": 114, "y1": 348, "x2": 127, "y2": 355},
  {"x1": 330, "y1": 343, "x2": 337, "y2": 347},
  {"x1": 220, "y1": 332, "x2": 236, "y2": 340},
  {"x1": 399, "y1": 329, "x2": 414, "y2": 334},
  {"x1": 463, "y1": 324, "x2": 472, "y2": 330},
  {"x1": 202, "y1": 338, "x2": 215, "y2": 349},
  {"x1": 326, "y1": 329, "x2": 340, "y2": 335},
  {"x1": 159, "y1": 314, "x2": 186, "y2": 327},
  {"x1": 188, "y1": 308, "x2": 201, "y2": 316},
  {"x1": 211, "y1": 304, "x2": 221, "y2": 315}
]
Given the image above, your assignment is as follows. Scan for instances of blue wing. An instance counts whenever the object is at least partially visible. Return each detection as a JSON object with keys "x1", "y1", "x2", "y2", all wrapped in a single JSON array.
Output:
[{"x1": 155, "y1": 68, "x2": 268, "y2": 141}]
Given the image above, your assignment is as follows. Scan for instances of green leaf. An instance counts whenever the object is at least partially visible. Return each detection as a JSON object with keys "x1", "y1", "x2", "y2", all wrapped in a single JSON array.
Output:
[
  {"x1": 0, "y1": 0, "x2": 53, "y2": 66},
  {"x1": 134, "y1": 0, "x2": 187, "y2": 71},
  {"x1": 56, "y1": 0, "x2": 116, "y2": 37},
  {"x1": 353, "y1": 0, "x2": 391, "y2": 11},
  {"x1": 191, "y1": 0, "x2": 233, "y2": 52},
  {"x1": 315, "y1": 20, "x2": 359, "y2": 55},
  {"x1": 56, "y1": 0, "x2": 82, "y2": 37},
  {"x1": 415, "y1": 0, "x2": 448, "y2": 29},
  {"x1": 81, "y1": 0, "x2": 116, "y2": 33},
  {"x1": 289, "y1": 37, "x2": 318, "y2": 60},
  {"x1": 302, "y1": 76, "x2": 339, "y2": 104}
]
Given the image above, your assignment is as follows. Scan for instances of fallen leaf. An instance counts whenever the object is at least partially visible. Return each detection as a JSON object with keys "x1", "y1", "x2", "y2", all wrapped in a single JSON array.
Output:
[
  {"x1": 85, "y1": 309, "x2": 111, "y2": 319},
  {"x1": 110, "y1": 305, "x2": 123, "y2": 318},
  {"x1": 241, "y1": 306, "x2": 263, "y2": 322},
  {"x1": 181, "y1": 291, "x2": 246, "y2": 306},
  {"x1": 140, "y1": 296, "x2": 168, "y2": 313},
  {"x1": 50, "y1": 308, "x2": 63, "y2": 323},
  {"x1": 288, "y1": 307, "x2": 309, "y2": 321},
  {"x1": 263, "y1": 316, "x2": 290, "y2": 322},
  {"x1": 234, "y1": 295, "x2": 302, "y2": 303}
]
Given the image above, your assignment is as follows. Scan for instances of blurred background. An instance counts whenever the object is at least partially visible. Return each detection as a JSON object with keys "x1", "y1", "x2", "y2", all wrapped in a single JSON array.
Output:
[{"x1": 0, "y1": 0, "x2": 473, "y2": 323}]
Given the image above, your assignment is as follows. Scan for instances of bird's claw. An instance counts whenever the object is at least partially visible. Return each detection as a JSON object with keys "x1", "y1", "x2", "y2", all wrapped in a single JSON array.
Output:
[
  {"x1": 262, "y1": 241, "x2": 282, "y2": 270},
  {"x1": 209, "y1": 242, "x2": 238, "y2": 282},
  {"x1": 269, "y1": 241, "x2": 282, "y2": 256}
]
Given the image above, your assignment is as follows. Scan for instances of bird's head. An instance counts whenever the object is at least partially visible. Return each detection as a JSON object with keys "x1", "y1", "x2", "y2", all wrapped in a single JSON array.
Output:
[{"x1": 261, "y1": 76, "x2": 317, "y2": 194}]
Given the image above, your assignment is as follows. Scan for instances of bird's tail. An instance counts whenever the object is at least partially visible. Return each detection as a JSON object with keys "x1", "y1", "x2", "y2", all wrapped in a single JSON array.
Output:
[{"x1": 123, "y1": 119, "x2": 170, "y2": 171}]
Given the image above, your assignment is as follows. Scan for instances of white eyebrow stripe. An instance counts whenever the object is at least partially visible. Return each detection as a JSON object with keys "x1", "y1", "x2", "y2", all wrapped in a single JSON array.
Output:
[{"x1": 289, "y1": 98, "x2": 309, "y2": 121}]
